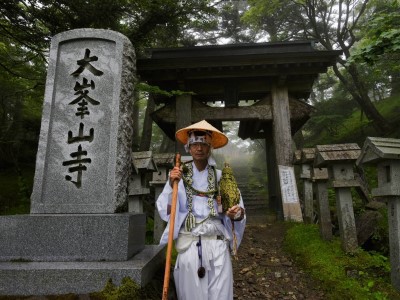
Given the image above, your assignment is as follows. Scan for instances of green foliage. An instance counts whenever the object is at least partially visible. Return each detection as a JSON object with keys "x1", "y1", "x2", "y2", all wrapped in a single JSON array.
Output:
[
  {"x1": 304, "y1": 94, "x2": 400, "y2": 147},
  {"x1": 242, "y1": 0, "x2": 301, "y2": 41},
  {"x1": 351, "y1": 1, "x2": 400, "y2": 65},
  {"x1": 136, "y1": 82, "x2": 196, "y2": 98},
  {"x1": 0, "y1": 167, "x2": 34, "y2": 215},
  {"x1": 92, "y1": 277, "x2": 141, "y2": 300},
  {"x1": 284, "y1": 223, "x2": 399, "y2": 299},
  {"x1": 145, "y1": 216, "x2": 154, "y2": 244}
]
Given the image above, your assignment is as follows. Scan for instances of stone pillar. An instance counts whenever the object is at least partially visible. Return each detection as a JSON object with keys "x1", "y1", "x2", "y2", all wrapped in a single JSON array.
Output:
[
  {"x1": 312, "y1": 167, "x2": 332, "y2": 240},
  {"x1": 31, "y1": 29, "x2": 135, "y2": 214},
  {"x1": 294, "y1": 148, "x2": 316, "y2": 223},
  {"x1": 315, "y1": 144, "x2": 361, "y2": 252},
  {"x1": 271, "y1": 85, "x2": 302, "y2": 222},
  {"x1": 302, "y1": 164, "x2": 314, "y2": 223},
  {"x1": 357, "y1": 137, "x2": 400, "y2": 291}
]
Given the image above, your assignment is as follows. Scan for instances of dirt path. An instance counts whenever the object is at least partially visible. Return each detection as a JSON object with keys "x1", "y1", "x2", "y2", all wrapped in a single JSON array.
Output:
[{"x1": 232, "y1": 222, "x2": 326, "y2": 300}]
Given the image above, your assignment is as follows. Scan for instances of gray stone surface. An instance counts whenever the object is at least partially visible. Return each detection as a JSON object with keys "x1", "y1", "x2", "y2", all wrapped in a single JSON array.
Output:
[
  {"x1": 0, "y1": 245, "x2": 165, "y2": 296},
  {"x1": 31, "y1": 28, "x2": 135, "y2": 214},
  {"x1": 0, "y1": 213, "x2": 145, "y2": 262}
]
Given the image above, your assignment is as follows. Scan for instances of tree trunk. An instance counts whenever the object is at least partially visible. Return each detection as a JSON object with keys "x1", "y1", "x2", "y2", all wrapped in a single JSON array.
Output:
[
  {"x1": 333, "y1": 64, "x2": 393, "y2": 135},
  {"x1": 139, "y1": 94, "x2": 155, "y2": 151}
]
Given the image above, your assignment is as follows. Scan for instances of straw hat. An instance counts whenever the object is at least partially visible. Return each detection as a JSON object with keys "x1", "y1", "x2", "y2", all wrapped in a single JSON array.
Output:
[{"x1": 175, "y1": 120, "x2": 228, "y2": 149}]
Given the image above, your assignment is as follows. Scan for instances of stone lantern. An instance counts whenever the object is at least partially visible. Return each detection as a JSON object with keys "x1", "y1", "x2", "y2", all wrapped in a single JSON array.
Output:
[{"x1": 357, "y1": 137, "x2": 400, "y2": 290}]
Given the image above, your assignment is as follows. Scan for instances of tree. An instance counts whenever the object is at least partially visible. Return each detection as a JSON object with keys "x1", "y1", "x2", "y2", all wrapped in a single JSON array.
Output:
[
  {"x1": 350, "y1": 0, "x2": 400, "y2": 96},
  {"x1": 244, "y1": 0, "x2": 394, "y2": 135}
]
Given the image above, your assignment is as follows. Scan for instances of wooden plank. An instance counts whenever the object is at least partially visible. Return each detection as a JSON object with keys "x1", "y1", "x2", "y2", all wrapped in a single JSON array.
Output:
[
  {"x1": 153, "y1": 100, "x2": 273, "y2": 123},
  {"x1": 192, "y1": 106, "x2": 272, "y2": 121},
  {"x1": 278, "y1": 165, "x2": 303, "y2": 222}
]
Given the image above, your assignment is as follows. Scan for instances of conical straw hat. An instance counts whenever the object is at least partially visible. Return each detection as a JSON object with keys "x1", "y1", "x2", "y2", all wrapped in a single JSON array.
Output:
[{"x1": 175, "y1": 120, "x2": 228, "y2": 149}]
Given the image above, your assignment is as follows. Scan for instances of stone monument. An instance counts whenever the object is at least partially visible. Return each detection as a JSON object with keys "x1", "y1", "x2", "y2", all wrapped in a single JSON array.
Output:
[{"x1": 0, "y1": 29, "x2": 164, "y2": 296}]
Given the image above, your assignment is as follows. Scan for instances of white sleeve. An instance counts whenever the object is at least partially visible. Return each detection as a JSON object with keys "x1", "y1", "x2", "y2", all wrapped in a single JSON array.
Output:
[{"x1": 156, "y1": 180, "x2": 173, "y2": 222}]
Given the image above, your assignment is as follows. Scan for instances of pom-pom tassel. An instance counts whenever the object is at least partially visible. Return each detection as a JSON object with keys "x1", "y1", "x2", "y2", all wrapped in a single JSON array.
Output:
[{"x1": 185, "y1": 212, "x2": 196, "y2": 232}]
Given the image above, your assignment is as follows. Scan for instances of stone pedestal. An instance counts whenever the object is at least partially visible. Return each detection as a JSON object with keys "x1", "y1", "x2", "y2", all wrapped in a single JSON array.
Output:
[
  {"x1": 0, "y1": 245, "x2": 165, "y2": 296},
  {"x1": 0, "y1": 214, "x2": 145, "y2": 262}
]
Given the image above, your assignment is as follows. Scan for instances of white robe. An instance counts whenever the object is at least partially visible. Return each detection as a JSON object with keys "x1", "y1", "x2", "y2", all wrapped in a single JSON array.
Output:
[{"x1": 156, "y1": 161, "x2": 246, "y2": 300}]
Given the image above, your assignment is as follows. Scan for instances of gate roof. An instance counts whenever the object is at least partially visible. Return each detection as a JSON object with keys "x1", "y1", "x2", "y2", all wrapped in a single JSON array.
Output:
[{"x1": 136, "y1": 41, "x2": 341, "y2": 139}]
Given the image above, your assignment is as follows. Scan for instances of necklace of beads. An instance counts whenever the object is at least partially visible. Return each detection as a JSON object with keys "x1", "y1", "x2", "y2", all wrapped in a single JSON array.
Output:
[{"x1": 182, "y1": 162, "x2": 217, "y2": 231}]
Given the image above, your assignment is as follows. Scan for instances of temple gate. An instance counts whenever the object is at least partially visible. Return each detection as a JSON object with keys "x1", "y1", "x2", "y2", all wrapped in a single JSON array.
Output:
[{"x1": 137, "y1": 41, "x2": 341, "y2": 221}]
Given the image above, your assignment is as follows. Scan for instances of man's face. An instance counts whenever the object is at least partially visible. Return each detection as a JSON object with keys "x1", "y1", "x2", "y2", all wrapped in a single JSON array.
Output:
[{"x1": 189, "y1": 142, "x2": 210, "y2": 161}]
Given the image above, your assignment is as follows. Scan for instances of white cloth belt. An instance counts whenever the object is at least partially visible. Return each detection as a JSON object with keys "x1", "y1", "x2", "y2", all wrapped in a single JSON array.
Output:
[{"x1": 175, "y1": 233, "x2": 226, "y2": 253}]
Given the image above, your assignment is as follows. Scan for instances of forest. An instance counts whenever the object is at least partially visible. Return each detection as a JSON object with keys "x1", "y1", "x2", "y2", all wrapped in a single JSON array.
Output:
[
  {"x1": 0, "y1": 0, "x2": 399, "y2": 297},
  {"x1": 1, "y1": 0, "x2": 399, "y2": 211}
]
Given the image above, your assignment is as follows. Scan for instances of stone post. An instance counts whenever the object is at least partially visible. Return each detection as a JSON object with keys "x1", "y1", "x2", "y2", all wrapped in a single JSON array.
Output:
[
  {"x1": 315, "y1": 143, "x2": 361, "y2": 252},
  {"x1": 357, "y1": 137, "x2": 400, "y2": 291},
  {"x1": 294, "y1": 148, "x2": 316, "y2": 223},
  {"x1": 312, "y1": 167, "x2": 332, "y2": 240}
]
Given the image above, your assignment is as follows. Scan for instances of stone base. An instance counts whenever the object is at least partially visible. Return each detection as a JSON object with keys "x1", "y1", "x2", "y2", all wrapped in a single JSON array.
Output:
[
  {"x1": 0, "y1": 213, "x2": 145, "y2": 262},
  {"x1": 0, "y1": 245, "x2": 166, "y2": 296}
]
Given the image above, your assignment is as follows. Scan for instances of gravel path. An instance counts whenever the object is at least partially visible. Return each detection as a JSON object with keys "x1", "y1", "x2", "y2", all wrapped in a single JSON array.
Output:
[{"x1": 232, "y1": 222, "x2": 326, "y2": 300}]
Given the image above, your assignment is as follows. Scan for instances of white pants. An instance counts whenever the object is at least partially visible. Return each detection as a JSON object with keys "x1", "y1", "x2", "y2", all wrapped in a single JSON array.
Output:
[{"x1": 174, "y1": 238, "x2": 233, "y2": 300}]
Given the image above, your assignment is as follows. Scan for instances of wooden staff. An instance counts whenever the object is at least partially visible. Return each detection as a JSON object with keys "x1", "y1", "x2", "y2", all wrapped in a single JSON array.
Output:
[{"x1": 162, "y1": 153, "x2": 181, "y2": 300}]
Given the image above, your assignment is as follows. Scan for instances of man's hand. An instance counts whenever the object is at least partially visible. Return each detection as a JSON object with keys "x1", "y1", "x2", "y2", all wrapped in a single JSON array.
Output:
[
  {"x1": 169, "y1": 166, "x2": 182, "y2": 187},
  {"x1": 226, "y1": 205, "x2": 244, "y2": 221}
]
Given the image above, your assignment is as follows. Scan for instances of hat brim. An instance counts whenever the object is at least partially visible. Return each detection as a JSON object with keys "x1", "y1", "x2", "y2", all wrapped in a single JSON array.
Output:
[{"x1": 175, "y1": 120, "x2": 228, "y2": 149}]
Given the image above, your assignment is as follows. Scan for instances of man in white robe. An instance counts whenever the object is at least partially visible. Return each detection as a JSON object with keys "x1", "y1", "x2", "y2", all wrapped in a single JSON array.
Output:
[{"x1": 157, "y1": 120, "x2": 246, "y2": 300}]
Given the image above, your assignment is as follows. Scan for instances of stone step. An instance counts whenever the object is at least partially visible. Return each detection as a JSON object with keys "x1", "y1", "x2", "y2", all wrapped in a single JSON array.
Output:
[{"x1": 226, "y1": 167, "x2": 270, "y2": 224}]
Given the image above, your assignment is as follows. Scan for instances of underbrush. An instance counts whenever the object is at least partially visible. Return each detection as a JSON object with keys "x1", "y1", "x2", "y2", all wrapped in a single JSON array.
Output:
[
  {"x1": 284, "y1": 223, "x2": 400, "y2": 300},
  {"x1": 0, "y1": 166, "x2": 33, "y2": 215}
]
